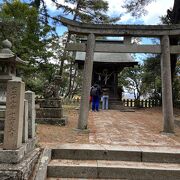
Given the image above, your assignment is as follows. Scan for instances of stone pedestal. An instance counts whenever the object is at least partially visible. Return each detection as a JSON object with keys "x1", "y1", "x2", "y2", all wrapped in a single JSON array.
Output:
[
  {"x1": 36, "y1": 98, "x2": 67, "y2": 125},
  {"x1": 3, "y1": 80, "x2": 25, "y2": 150}
]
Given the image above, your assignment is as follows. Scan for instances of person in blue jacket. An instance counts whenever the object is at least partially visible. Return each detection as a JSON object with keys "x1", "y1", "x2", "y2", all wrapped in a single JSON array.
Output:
[{"x1": 90, "y1": 84, "x2": 101, "y2": 111}]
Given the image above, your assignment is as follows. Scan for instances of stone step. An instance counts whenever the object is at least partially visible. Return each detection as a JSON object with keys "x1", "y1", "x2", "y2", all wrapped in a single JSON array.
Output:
[
  {"x1": 109, "y1": 100, "x2": 122, "y2": 103},
  {"x1": 51, "y1": 144, "x2": 180, "y2": 164},
  {"x1": 108, "y1": 105, "x2": 135, "y2": 111},
  {"x1": 47, "y1": 178, "x2": 125, "y2": 180},
  {"x1": 0, "y1": 118, "x2": 4, "y2": 131},
  {"x1": 0, "y1": 131, "x2": 4, "y2": 143},
  {"x1": 0, "y1": 101, "x2": 6, "y2": 106},
  {"x1": 47, "y1": 159, "x2": 180, "y2": 179},
  {"x1": 108, "y1": 102, "x2": 135, "y2": 111},
  {"x1": 0, "y1": 110, "x2": 5, "y2": 118},
  {"x1": 109, "y1": 102, "x2": 123, "y2": 107},
  {"x1": 36, "y1": 117, "x2": 67, "y2": 126}
]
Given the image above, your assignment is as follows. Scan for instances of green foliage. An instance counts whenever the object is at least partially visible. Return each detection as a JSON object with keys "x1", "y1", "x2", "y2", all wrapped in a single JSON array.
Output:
[
  {"x1": 52, "y1": 0, "x2": 120, "y2": 23},
  {"x1": 160, "y1": 15, "x2": 172, "y2": 25},
  {"x1": 50, "y1": 0, "x2": 120, "y2": 98},
  {"x1": 173, "y1": 60, "x2": 180, "y2": 102},
  {"x1": 119, "y1": 54, "x2": 180, "y2": 103},
  {"x1": 119, "y1": 65, "x2": 144, "y2": 100},
  {"x1": 142, "y1": 55, "x2": 162, "y2": 100},
  {"x1": 0, "y1": 0, "x2": 59, "y2": 95},
  {"x1": 122, "y1": 0, "x2": 155, "y2": 17},
  {"x1": 118, "y1": 55, "x2": 161, "y2": 101}
]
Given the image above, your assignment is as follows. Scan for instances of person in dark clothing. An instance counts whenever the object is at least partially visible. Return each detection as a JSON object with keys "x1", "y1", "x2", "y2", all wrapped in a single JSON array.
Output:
[{"x1": 90, "y1": 84, "x2": 101, "y2": 111}]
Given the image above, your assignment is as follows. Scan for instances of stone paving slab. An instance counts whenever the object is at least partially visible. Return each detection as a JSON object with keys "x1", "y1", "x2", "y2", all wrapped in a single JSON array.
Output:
[
  {"x1": 49, "y1": 143, "x2": 180, "y2": 153},
  {"x1": 51, "y1": 144, "x2": 142, "y2": 162},
  {"x1": 37, "y1": 108, "x2": 180, "y2": 147},
  {"x1": 0, "y1": 110, "x2": 5, "y2": 118},
  {"x1": 89, "y1": 109, "x2": 180, "y2": 146},
  {"x1": 50, "y1": 143, "x2": 180, "y2": 164},
  {"x1": 48, "y1": 159, "x2": 98, "y2": 178},
  {"x1": 48, "y1": 159, "x2": 180, "y2": 180},
  {"x1": 52, "y1": 143, "x2": 105, "y2": 150},
  {"x1": 97, "y1": 160, "x2": 180, "y2": 170}
]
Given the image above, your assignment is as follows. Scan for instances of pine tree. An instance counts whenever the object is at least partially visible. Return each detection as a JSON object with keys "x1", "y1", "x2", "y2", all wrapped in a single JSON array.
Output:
[
  {"x1": 0, "y1": 1, "x2": 57, "y2": 94},
  {"x1": 47, "y1": 0, "x2": 120, "y2": 98},
  {"x1": 122, "y1": 0, "x2": 155, "y2": 17}
]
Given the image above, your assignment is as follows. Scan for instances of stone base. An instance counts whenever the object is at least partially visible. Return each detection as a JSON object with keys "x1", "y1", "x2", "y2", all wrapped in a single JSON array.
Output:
[
  {"x1": 36, "y1": 108, "x2": 63, "y2": 118},
  {"x1": 0, "y1": 148, "x2": 40, "y2": 180},
  {"x1": 0, "y1": 110, "x2": 5, "y2": 118},
  {"x1": 0, "y1": 131, "x2": 3, "y2": 143},
  {"x1": 160, "y1": 131, "x2": 175, "y2": 135},
  {"x1": 36, "y1": 98, "x2": 67, "y2": 126},
  {"x1": 34, "y1": 148, "x2": 51, "y2": 180},
  {"x1": 73, "y1": 128, "x2": 90, "y2": 134},
  {"x1": 0, "y1": 138, "x2": 36, "y2": 163},
  {"x1": 37, "y1": 98, "x2": 62, "y2": 108},
  {"x1": 36, "y1": 116, "x2": 68, "y2": 126}
]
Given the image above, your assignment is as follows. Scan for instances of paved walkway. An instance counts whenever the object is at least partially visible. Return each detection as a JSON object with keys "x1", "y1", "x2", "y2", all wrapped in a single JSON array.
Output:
[
  {"x1": 37, "y1": 107, "x2": 180, "y2": 147},
  {"x1": 88, "y1": 108, "x2": 180, "y2": 146}
]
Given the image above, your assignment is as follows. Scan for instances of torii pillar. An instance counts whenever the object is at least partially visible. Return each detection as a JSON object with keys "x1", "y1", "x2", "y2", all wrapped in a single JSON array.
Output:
[
  {"x1": 78, "y1": 33, "x2": 95, "y2": 130},
  {"x1": 161, "y1": 35, "x2": 174, "y2": 133}
]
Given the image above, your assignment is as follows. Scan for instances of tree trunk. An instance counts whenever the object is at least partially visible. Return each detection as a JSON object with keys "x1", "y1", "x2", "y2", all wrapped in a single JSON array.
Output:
[
  {"x1": 59, "y1": 0, "x2": 81, "y2": 77},
  {"x1": 64, "y1": 59, "x2": 73, "y2": 98}
]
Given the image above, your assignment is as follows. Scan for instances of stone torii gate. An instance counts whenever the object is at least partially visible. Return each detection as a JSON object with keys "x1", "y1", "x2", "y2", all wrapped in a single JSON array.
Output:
[{"x1": 60, "y1": 17, "x2": 180, "y2": 133}]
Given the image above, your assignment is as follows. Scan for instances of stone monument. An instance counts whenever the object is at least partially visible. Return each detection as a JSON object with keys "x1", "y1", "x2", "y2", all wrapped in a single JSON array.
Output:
[
  {"x1": 0, "y1": 39, "x2": 25, "y2": 142},
  {"x1": 36, "y1": 75, "x2": 67, "y2": 125},
  {"x1": 0, "y1": 39, "x2": 25, "y2": 102},
  {"x1": 0, "y1": 40, "x2": 40, "y2": 179}
]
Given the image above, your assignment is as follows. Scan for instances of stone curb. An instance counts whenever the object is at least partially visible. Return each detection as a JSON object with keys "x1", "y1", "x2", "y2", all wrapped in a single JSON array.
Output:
[{"x1": 34, "y1": 148, "x2": 52, "y2": 180}]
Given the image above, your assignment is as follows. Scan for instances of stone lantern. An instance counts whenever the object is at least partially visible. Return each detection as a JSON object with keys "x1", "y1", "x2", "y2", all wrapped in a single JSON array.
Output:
[{"x1": 0, "y1": 39, "x2": 25, "y2": 102}]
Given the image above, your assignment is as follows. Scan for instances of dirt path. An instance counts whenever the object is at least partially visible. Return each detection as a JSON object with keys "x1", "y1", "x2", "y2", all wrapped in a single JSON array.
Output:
[{"x1": 37, "y1": 107, "x2": 180, "y2": 148}]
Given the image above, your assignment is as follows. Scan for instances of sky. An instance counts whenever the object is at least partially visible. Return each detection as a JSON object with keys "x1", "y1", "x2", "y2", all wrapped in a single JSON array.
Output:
[
  {"x1": 106, "y1": 0, "x2": 173, "y2": 25},
  {"x1": 44, "y1": 0, "x2": 174, "y2": 35}
]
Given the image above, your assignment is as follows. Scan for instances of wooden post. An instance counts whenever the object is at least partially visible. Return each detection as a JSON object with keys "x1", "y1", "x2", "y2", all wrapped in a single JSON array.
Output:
[
  {"x1": 161, "y1": 35, "x2": 174, "y2": 133},
  {"x1": 127, "y1": 99, "x2": 129, "y2": 107},
  {"x1": 130, "y1": 99, "x2": 133, "y2": 107},
  {"x1": 124, "y1": 36, "x2": 131, "y2": 44},
  {"x1": 78, "y1": 33, "x2": 95, "y2": 130},
  {"x1": 114, "y1": 72, "x2": 117, "y2": 97},
  {"x1": 145, "y1": 100, "x2": 148, "y2": 107}
]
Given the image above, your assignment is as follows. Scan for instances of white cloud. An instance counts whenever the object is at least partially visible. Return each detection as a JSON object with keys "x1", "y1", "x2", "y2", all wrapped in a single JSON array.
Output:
[
  {"x1": 45, "y1": 0, "x2": 76, "y2": 12},
  {"x1": 106, "y1": 0, "x2": 173, "y2": 25},
  {"x1": 45, "y1": 0, "x2": 173, "y2": 25},
  {"x1": 142, "y1": 0, "x2": 173, "y2": 24},
  {"x1": 106, "y1": 0, "x2": 125, "y2": 16}
]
